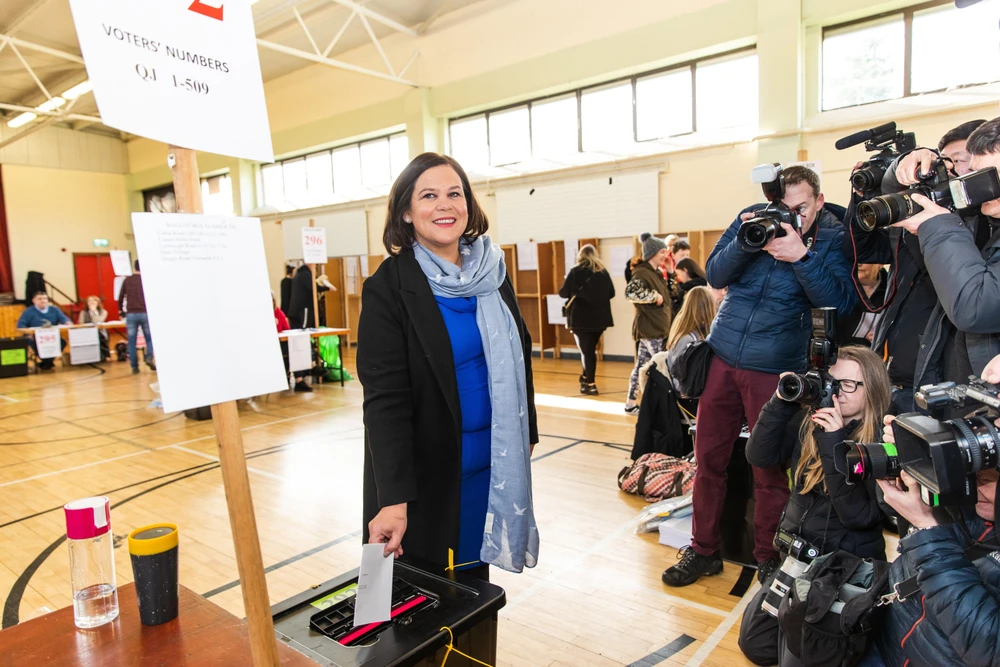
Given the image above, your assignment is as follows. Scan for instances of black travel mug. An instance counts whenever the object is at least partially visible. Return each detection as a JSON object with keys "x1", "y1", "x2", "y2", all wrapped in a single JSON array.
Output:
[{"x1": 128, "y1": 523, "x2": 179, "y2": 626}]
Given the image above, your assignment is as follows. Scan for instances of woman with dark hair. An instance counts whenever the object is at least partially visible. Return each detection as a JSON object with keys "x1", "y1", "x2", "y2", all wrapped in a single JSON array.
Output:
[
  {"x1": 559, "y1": 244, "x2": 614, "y2": 395},
  {"x1": 358, "y1": 152, "x2": 539, "y2": 579},
  {"x1": 675, "y1": 258, "x2": 708, "y2": 304}
]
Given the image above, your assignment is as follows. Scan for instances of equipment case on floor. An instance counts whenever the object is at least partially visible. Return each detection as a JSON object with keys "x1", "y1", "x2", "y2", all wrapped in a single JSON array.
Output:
[
  {"x1": 0, "y1": 338, "x2": 29, "y2": 378},
  {"x1": 271, "y1": 558, "x2": 505, "y2": 667}
]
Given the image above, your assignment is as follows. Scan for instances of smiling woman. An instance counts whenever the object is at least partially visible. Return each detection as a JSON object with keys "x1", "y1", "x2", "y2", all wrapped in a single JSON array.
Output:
[{"x1": 359, "y1": 152, "x2": 539, "y2": 579}]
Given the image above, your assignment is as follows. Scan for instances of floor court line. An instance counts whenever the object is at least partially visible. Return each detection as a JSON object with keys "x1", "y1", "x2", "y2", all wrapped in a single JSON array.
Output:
[
  {"x1": 172, "y1": 445, "x2": 287, "y2": 482},
  {"x1": 684, "y1": 581, "x2": 761, "y2": 667}
]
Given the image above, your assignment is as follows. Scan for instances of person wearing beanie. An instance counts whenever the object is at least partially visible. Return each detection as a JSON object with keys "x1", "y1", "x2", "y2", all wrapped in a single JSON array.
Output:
[{"x1": 623, "y1": 233, "x2": 672, "y2": 413}]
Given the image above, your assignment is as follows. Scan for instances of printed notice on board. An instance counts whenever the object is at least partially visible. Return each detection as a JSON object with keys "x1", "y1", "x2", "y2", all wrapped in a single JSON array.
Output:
[
  {"x1": 131, "y1": 213, "x2": 288, "y2": 412},
  {"x1": 301, "y1": 227, "x2": 327, "y2": 264},
  {"x1": 67, "y1": 0, "x2": 273, "y2": 162}
]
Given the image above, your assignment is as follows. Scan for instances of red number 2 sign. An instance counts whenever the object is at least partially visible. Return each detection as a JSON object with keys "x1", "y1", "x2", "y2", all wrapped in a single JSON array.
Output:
[{"x1": 189, "y1": 0, "x2": 224, "y2": 21}]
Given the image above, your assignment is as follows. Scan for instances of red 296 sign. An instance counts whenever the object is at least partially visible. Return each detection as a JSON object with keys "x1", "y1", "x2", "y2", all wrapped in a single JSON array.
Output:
[
  {"x1": 303, "y1": 234, "x2": 324, "y2": 246},
  {"x1": 189, "y1": 0, "x2": 224, "y2": 21}
]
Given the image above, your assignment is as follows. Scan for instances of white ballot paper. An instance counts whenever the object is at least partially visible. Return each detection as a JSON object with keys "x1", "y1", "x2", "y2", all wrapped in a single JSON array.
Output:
[
  {"x1": 546, "y1": 294, "x2": 567, "y2": 326},
  {"x1": 34, "y1": 329, "x2": 61, "y2": 359},
  {"x1": 286, "y1": 331, "x2": 312, "y2": 373},
  {"x1": 131, "y1": 213, "x2": 288, "y2": 413},
  {"x1": 353, "y1": 544, "x2": 394, "y2": 627},
  {"x1": 69, "y1": 327, "x2": 102, "y2": 365},
  {"x1": 110, "y1": 250, "x2": 133, "y2": 276}
]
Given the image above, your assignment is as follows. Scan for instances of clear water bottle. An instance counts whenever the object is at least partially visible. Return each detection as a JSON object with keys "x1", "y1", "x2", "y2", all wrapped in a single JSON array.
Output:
[{"x1": 64, "y1": 496, "x2": 119, "y2": 629}]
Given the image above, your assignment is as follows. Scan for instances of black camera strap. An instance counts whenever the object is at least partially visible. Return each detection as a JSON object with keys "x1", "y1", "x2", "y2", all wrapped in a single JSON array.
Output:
[{"x1": 845, "y1": 189, "x2": 903, "y2": 315}]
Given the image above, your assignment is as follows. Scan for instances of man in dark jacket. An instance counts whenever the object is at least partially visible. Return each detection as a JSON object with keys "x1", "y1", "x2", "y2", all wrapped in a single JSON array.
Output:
[
  {"x1": 663, "y1": 166, "x2": 856, "y2": 587},
  {"x1": 843, "y1": 119, "x2": 988, "y2": 412},
  {"x1": 288, "y1": 264, "x2": 331, "y2": 329},
  {"x1": 118, "y1": 260, "x2": 155, "y2": 374},
  {"x1": 280, "y1": 264, "x2": 294, "y2": 317}
]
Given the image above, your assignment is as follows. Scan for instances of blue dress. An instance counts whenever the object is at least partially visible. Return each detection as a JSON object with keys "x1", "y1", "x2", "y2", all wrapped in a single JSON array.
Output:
[{"x1": 434, "y1": 296, "x2": 492, "y2": 568}]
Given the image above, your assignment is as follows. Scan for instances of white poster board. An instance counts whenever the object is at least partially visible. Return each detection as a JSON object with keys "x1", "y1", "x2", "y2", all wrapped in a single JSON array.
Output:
[
  {"x1": 516, "y1": 242, "x2": 538, "y2": 271},
  {"x1": 301, "y1": 227, "x2": 328, "y2": 265},
  {"x1": 610, "y1": 246, "x2": 634, "y2": 279},
  {"x1": 69, "y1": 327, "x2": 102, "y2": 365},
  {"x1": 113, "y1": 276, "x2": 126, "y2": 300},
  {"x1": 564, "y1": 239, "x2": 578, "y2": 276},
  {"x1": 67, "y1": 0, "x2": 273, "y2": 162},
  {"x1": 131, "y1": 213, "x2": 288, "y2": 412},
  {"x1": 34, "y1": 329, "x2": 61, "y2": 359},
  {"x1": 110, "y1": 250, "x2": 133, "y2": 276},
  {"x1": 545, "y1": 295, "x2": 567, "y2": 327},
  {"x1": 286, "y1": 332, "x2": 312, "y2": 373}
]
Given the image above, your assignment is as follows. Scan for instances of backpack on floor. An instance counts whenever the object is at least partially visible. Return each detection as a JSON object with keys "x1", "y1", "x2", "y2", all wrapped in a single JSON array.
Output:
[
  {"x1": 115, "y1": 342, "x2": 128, "y2": 362},
  {"x1": 617, "y1": 453, "x2": 696, "y2": 502}
]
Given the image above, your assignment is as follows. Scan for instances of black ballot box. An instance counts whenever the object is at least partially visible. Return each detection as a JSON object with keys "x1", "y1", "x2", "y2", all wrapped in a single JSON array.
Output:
[
  {"x1": 271, "y1": 557, "x2": 505, "y2": 667},
  {"x1": 690, "y1": 425, "x2": 757, "y2": 567},
  {"x1": 0, "y1": 338, "x2": 29, "y2": 378}
]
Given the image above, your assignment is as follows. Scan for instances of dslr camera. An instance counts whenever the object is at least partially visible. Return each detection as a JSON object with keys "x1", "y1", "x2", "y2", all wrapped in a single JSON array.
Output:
[
  {"x1": 737, "y1": 163, "x2": 800, "y2": 251},
  {"x1": 761, "y1": 529, "x2": 821, "y2": 617},
  {"x1": 836, "y1": 121, "x2": 916, "y2": 198},
  {"x1": 777, "y1": 308, "x2": 839, "y2": 411}
]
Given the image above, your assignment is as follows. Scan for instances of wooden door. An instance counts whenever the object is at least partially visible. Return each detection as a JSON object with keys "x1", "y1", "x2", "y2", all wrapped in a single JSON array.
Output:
[{"x1": 73, "y1": 253, "x2": 120, "y2": 320}]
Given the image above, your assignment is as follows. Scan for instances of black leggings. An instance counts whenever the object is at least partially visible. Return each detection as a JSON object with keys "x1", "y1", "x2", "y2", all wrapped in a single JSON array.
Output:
[{"x1": 573, "y1": 330, "x2": 604, "y2": 384}]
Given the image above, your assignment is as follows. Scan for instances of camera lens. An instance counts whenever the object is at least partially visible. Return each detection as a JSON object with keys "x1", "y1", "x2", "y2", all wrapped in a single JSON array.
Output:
[
  {"x1": 745, "y1": 224, "x2": 769, "y2": 247},
  {"x1": 777, "y1": 373, "x2": 824, "y2": 406},
  {"x1": 843, "y1": 442, "x2": 900, "y2": 484},
  {"x1": 761, "y1": 557, "x2": 810, "y2": 617},
  {"x1": 858, "y1": 193, "x2": 923, "y2": 232},
  {"x1": 851, "y1": 165, "x2": 885, "y2": 194},
  {"x1": 949, "y1": 416, "x2": 1000, "y2": 473}
]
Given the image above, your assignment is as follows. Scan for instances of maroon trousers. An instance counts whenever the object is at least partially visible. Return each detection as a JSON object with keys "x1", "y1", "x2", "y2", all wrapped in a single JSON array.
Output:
[{"x1": 691, "y1": 356, "x2": 790, "y2": 563}]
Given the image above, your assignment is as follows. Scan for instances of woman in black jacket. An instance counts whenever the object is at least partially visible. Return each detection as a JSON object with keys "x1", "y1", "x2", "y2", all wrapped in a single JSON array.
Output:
[
  {"x1": 738, "y1": 345, "x2": 891, "y2": 666},
  {"x1": 559, "y1": 244, "x2": 614, "y2": 395},
  {"x1": 357, "y1": 153, "x2": 539, "y2": 579}
]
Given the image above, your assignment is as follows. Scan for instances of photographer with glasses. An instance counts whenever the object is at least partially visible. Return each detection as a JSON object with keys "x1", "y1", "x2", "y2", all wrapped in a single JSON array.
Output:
[
  {"x1": 844, "y1": 119, "x2": 988, "y2": 413},
  {"x1": 738, "y1": 346, "x2": 891, "y2": 666},
  {"x1": 662, "y1": 166, "x2": 856, "y2": 588}
]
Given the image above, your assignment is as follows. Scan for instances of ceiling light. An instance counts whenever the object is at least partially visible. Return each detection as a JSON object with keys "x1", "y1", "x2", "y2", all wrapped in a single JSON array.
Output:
[
  {"x1": 62, "y1": 80, "x2": 92, "y2": 100},
  {"x1": 36, "y1": 97, "x2": 66, "y2": 113},
  {"x1": 8, "y1": 113, "x2": 37, "y2": 128}
]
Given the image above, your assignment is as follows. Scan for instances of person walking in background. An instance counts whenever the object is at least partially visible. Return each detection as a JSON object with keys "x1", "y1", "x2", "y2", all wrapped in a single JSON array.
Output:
[
  {"x1": 17, "y1": 291, "x2": 71, "y2": 370},
  {"x1": 280, "y1": 264, "x2": 295, "y2": 317},
  {"x1": 559, "y1": 244, "x2": 615, "y2": 396},
  {"x1": 624, "y1": 233, "x2": 673, "y2": 414},
  {"x1": 78, "y1": 295, "x2": 110, "y2": 361},
  {"x1": 118, "y1": 260, "x2": 155, "y2": 374}
]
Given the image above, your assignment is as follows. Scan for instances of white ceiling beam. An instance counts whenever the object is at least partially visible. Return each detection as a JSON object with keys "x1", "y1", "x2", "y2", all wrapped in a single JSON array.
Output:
[
  {"x1": 0, "y1": 34, "x2": 85, "y2": 64},
  {"x1": 398, "y1": 50, "x2": 419, "y2": 78},
  {"x1": 328, "y1": 0, "x2": 416, "y2": 37},
  {"x1": 0, "y1": 114, "x2": 58, "y2": 151},
  {"x1": 9, "y1": 42, "x2": 54, "y2": 101},
  {"x1": 256, "y1": 38, "x2": 417, "y2": 86},
  {"x1": 292, "y1": 7, "x2": 322, "y2": 55},
  {"x1": 322, "y1": 8, "x2": 356, "y2": 58},
  {"x1": 0, "y1": 101, "x2": 102, "y2": 124},
  {"x1": 356, "y1": 12, "x2": 394, "y2": 77}
]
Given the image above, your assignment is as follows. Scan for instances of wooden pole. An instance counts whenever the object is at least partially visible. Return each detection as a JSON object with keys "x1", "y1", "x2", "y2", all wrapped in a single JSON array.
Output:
[
  {"x1": 308, "y1": 219, "x2": 319, "y2": 329},
  {"x1": 168, "y1": 145, "x2": 280, "y2": 667}
]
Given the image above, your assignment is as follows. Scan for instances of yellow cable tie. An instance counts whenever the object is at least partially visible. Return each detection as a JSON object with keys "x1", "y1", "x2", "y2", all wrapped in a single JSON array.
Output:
[
  {"x1": 444, "y1": 548, "x2": 479, "y2": 572},
  {"x1": 439, "y1": 626, "x2": 495, "y2": 667}
]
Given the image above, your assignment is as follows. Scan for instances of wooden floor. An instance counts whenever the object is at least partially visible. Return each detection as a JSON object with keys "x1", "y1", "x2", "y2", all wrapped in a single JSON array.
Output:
[{"x1": 0, "y1": 354, "x2": 764, "y2": 667}]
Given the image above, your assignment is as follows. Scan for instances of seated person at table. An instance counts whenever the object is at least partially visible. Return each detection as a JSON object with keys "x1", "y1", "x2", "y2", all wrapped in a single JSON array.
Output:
[
  {"x1": 17, "y1": 292, "x2": 70, "y2": 369},
  {"x1": 78, "y1": 295, "x2": 111, "y2": 361}
]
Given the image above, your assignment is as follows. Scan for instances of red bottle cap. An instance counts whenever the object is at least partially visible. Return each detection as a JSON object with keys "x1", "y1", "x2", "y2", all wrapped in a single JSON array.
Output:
[{"x1": 64, "y1": 497, "x2": 111, "y2": 540}]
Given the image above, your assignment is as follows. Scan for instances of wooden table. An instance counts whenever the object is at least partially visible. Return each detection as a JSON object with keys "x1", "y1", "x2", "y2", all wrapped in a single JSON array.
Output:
[
  {"x1": 277, "y1": 328, "x2": 351, "y2": 387},
  {"x1": 0, "y1": 583, "x2": 318, "y2": 666}
]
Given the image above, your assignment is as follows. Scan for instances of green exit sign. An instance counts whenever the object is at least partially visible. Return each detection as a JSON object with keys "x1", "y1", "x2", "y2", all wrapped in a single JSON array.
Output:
[{"x1": 93, "y1": 238, "x2": 109, "y2": 247}]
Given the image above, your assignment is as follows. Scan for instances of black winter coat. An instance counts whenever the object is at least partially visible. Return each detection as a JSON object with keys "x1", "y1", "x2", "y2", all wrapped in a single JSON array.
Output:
[
  {"x1": 558, "y1": 265, "x2": 615, "y2": 332},
  {"x1": 631, "y1": 364, "x2": 690, "y2": 460},
  {"x1": 878, "y1": 518, "x2": 1000, "y2": 667},
  {"x1": 280, "y1": 276, "x2": 293, "y2": 317},
  {"x1": 356, "y1": 248, "x2": 538, "y2": 568},
  {"x1": 745, "y1": 395, "x2": 886, "y2": 559},
  {"x1": 288, "y1": 265, "x2": 329, "y2": 329}
]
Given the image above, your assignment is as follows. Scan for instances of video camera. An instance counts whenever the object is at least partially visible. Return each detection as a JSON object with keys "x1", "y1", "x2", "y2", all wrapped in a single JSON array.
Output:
[
  {"x1": 836, "y1": 121, "x2": 917, "y2": 198},
  {"x1": 835, "y1": 378, "x2": 1000, "y2": 506},
  {"x1": 776, "y1": 308, "x2": 839, "y2": 412},
  {"x1": 736, "y1": 163, "x2": 800, "y2": 251},
  {"x1": 761, "y1": 529, "x2": 820, "y2": 617}
]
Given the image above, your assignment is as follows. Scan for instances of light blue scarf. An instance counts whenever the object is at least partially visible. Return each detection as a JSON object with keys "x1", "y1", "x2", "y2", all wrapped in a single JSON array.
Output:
[{"x1": 413, "y1": 236, "x2": 539, "y2": 573}]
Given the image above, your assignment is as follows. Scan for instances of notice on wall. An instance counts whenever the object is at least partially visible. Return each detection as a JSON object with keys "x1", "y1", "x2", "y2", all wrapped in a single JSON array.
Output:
[
  {"x1": 563, "y1": 239, "x2": 578, "y2": 276},
  {"x1": 110, "y1": 250, "x2": 133, "y2": 276},
  {"x1": 545, "y1": 294, "x2": 567, "y2": 327},
  {"x1": 301, "y1": 227, "x2": 328, "y2": 265},
  {"x1": 516, "y1": 242, "x2": 538, "y2": 271},
  {"x1": 610, "y1": 245, "x2": 634, "y2": 279},
  {"x1": 69, "y1": 327, "x2": 102, "y2": 365},
  {"x1": 67, "y1": 0, "x2": 273, "y2": 162},
  {"x1": 34, "y1": 329, "x2": 61, "y2": 360},
  {"x1": 131, "y1": 213, "x2": 288, "y2": 412},
  {"x1": 359, "y1": 255, "x2": 370, "y2": 278}
]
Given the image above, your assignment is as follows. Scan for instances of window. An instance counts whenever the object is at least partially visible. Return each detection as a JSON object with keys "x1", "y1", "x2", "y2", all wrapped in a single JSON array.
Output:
[
  {"x1": 822, "y1": 1, "x2": 1000, "y2": 111},
  {"x1": 448, "y1": 47, "x2": 758, "y2": 175},
  {"x1": 258, "y1": 131, "x2": 405, "y2": 210},
  {"x1": 636, "y1": 68, "x2": 692, "y2": 141}
]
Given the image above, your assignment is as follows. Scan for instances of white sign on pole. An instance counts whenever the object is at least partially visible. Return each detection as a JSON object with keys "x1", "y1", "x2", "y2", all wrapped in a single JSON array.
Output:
[
  {"x1": 131, "y1": 213, "x2": 288, "y2": 412},
  {"x1": 301, "y1": 227, "x2": 328, "y2": 265},
  {"x1": 516, "y1": 242, "x2": 538, "y2": 271},
  {"x1": 110, "y1": 250, "x2": 133, "y2": 276},
  {"x1": 545, "y1": 295, "x2": 567, "y2": 327},
  {"x1": 67, "y1": 0, "x2": 273, "y2": 163},
  {"x1": 34, "y1": 329, "x2": 61, "y2": 360},
  {"x1": 564, "y1": 239, "x2": 578, "y2": 276},
  {"x1": 69, "y1": 327, "x2": 102, "y2": 365},
  {"x1": 286, "y1": 332, "x2": 312, "y2": 373}
]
